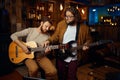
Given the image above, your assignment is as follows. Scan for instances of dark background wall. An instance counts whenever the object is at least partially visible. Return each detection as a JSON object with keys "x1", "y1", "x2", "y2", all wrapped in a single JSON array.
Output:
[{"x1": 0, "y1": 8, "x2": 14, "y2": 76}]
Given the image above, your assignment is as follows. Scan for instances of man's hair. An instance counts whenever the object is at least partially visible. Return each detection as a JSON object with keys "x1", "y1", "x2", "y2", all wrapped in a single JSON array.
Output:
[
  {"x1": 64, "y1": 7, "x2": 81, "y2": 23},
  {"x1": 41, "y1": 16, "x2": 53, "y2": 24}
]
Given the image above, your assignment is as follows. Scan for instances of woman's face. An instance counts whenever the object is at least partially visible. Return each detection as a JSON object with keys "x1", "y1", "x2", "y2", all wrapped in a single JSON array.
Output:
[
  {"x1": 41, "y1": 21, "x2": 51, "y2": 33},
  {"x1": 65, "y1": 11, "x2": 75, "y2": 25}
]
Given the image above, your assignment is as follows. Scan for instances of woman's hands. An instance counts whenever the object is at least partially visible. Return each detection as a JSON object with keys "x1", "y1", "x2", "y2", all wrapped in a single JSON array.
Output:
[{"x1": 82, "y1": 45, "x2": 89, "y2": 51}]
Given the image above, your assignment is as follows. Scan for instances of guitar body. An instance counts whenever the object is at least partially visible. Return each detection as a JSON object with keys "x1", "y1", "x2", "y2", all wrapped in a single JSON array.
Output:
[
  {"x1": 9, "y1": 41, "x2": 37, "y2": 64},
  {"x1": 55, "y1": 40, "x2": 113, "y2": 60},
  {"x1": 55, "y1": 41, "x2": 77, "y2": 60}
]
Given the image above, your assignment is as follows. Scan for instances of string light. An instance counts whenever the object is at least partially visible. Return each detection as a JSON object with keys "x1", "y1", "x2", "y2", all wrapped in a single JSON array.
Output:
[{"x1": 60, "y1": 4, "x2": 63, "y2": 11}]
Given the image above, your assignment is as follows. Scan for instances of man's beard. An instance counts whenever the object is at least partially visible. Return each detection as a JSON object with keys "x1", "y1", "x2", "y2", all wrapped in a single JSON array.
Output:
[
  {"x1": 40, "y1": 26, "x2": 45, "y2": 33},
  {"x1": 67, "y1": 21, "x2": 75, "y2": 25}
]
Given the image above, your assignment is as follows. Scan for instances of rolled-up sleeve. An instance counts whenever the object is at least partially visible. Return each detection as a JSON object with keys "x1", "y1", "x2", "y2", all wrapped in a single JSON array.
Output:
[{"x1": 10, "y1": 28, "x2": 31, "y2": 41}]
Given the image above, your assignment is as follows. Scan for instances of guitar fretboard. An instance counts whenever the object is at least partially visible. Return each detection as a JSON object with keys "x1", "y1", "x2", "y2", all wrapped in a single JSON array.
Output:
[{"x1": 30, "y1": 40, "x2": 113, "y2": 52}]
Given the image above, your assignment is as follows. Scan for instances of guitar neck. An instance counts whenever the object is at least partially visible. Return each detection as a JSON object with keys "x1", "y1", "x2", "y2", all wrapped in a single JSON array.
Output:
[
  {"x1": 73, "y1": 44, "x2": 90, "y2": 50},
  {"x1": 30, "y1": 47, "x2": 45, "y2": 52},
  {"x1": 75, "y1": 40, "x2": 113, "y2": 50},
  {"x1": 30, "y1": 45, "x2": 61, "y2": 52},
  {"x1": 50, "y1": 45, "x2": 59, "y2": 50},
  {"x1": 30, "y1": 40, "x2": 112, "y2": 52}
]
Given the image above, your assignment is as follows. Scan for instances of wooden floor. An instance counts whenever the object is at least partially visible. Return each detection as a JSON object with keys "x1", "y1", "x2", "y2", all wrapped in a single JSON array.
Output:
[
  {"x1": 0, "y1": 70, "x2": 23, "y2": 80},
  {"x1": 0, "y1": 63, "x2": 120, "y2": 80}
]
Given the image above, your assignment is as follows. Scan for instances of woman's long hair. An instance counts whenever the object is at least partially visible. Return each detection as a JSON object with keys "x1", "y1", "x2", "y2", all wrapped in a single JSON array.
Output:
[{"x1": 64, "y1": 7, "x2": 81, "y2": 23}]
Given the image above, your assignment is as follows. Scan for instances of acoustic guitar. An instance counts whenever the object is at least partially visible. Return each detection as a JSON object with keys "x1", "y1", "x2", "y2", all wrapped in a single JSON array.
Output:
[
  {"x1": 9, "y1": 40, "x2": 113, "y2": 64},
  {"x1": 9, "y1": 41, "x2": 67, "y2": 64}
]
